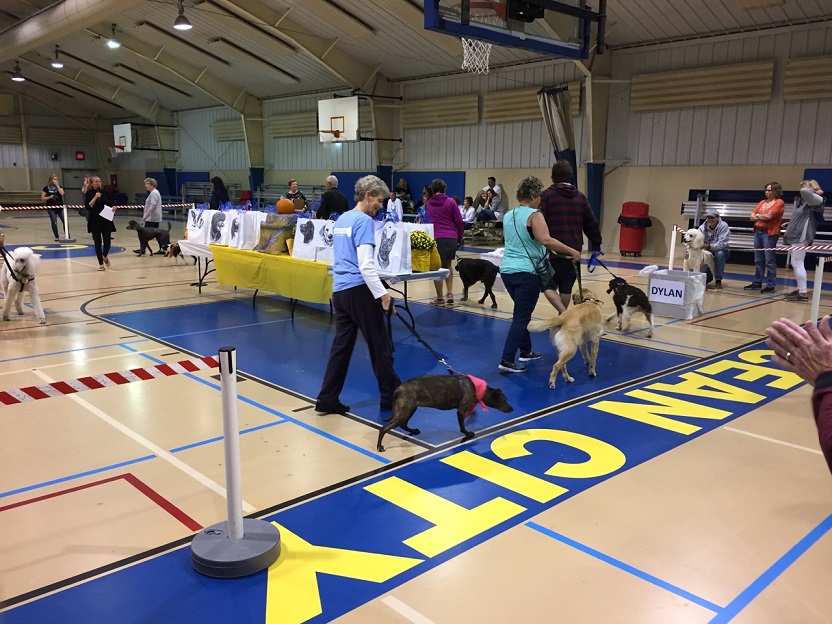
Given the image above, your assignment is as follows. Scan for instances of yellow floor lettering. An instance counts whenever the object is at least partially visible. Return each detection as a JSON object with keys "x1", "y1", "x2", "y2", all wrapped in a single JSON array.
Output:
[
  {"x1": 442, "y1": 451, "x2": 569, "y2": 503},
  {"x1": 646, "y1": 372, "x2": 765, "y2": 404},
  {"x1": 265, "y1": 523, "x2": 422, "y2": 624},
  {"x1": 490, "y1": 429, "x2": 626, "y2": 479},
  {"x1": 698, "y1": 350, "x2": 803, "y2": 389},
  {"x1": 365, "y1": 476, "x2": 525, "y2": 558},
  {"x1": 590, "y1": 390, "x2": 731, "y2": 434}
]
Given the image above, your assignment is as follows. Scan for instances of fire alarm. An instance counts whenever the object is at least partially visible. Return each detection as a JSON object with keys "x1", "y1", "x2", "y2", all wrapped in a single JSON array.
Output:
[{"x1": 75, "y1": 151, "x2": 85, "y2": 161}]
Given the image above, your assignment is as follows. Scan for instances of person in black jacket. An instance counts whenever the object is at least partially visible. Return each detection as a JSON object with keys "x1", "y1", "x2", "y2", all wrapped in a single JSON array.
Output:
[
  {"x1": 42, "y1": 173, "x2": 68, "y2": 241},
  {"x1": 209, "y1": 176, "x2": 230, "y2": 210},
  {"x1": 85, "y1": 176, "x2": 117, "y2": 270},
  {"x1": 315, "y1": 175, "x2": 349, "y2": 219}
]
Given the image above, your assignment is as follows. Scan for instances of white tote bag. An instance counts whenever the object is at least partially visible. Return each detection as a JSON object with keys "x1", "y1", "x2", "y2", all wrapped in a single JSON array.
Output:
[
  {"x1": 292, "y1": 218, "x2": 329, "y2": 262},
  {"x1": 374, "y1": 221, "x2": 412, "y2": 275},
  {"x1": 187, "y1": 206, "x2": 211, "y2": 244}
]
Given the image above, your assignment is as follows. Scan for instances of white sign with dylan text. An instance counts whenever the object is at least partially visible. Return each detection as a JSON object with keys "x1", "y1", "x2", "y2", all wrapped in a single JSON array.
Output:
[{"x1": 650, "y1": 278, "x2": 686, "y2": 305}]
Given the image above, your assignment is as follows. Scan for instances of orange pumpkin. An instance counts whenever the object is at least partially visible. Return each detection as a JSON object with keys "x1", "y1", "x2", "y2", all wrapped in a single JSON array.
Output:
[{"x1": 277, "y1": 198, "x2": 295, "y2": 214}]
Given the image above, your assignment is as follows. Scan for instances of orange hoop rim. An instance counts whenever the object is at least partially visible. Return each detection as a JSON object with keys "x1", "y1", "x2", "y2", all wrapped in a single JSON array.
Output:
[
  {"x1": 319, "y1": 129, "x2": 342, "y2": 139},
  {"x1": 451, "y1": 1, "x2": 507, "y2": 21}
]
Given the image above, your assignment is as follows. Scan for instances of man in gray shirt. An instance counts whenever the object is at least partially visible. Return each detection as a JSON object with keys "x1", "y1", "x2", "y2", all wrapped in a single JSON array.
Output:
[{"x1": 699, "y1": 208, "x2": 731, "y2": 289}]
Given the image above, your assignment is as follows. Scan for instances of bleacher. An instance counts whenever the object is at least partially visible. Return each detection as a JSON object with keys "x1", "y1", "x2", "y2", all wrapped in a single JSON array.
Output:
[
  {"x1": 257, "y1": 183, "x2": 325, "y2": 208},
  {"x1": 181, "y1": 182, "x2": 242, "y2": 206},
  {"x1": 0, "y1": 191, "x2": 44, "y2": 207},
  {"x1": 681, "y1": 192, "x2": 832, "y2": 253}
]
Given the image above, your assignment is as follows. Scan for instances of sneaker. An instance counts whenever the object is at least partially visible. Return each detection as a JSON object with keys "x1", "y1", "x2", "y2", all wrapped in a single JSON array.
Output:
[
  {"x1": 744, "y1": 283, "x2": 761, "y2": 290},
  {"x1": 706, "y1": 282, "x2": 715, "y2": 290},
  {"x1": 498, "y1": 360, "x2": 527, "y2": 373},
  {"x1": 784, "y1": 292, "x2": 809, "y2": 302},
  {"x1": 518, "y1": 351, "x2": 541, "y2": 362},
  {"x1": 761, "y1": 286, "x2": 775, "y2": 294},
  {"x1": 314, "y1": 400, "x2": 350, "y2": 415},
  {"x1": 445, "y1": 293, "x2": 454, "y2": 304},
  {"x1": 429, "y1": 298, "x2": 445, "y2": 306},
  {"x1": 715, "y1": 281, "x2": 723, "y2": 290}
]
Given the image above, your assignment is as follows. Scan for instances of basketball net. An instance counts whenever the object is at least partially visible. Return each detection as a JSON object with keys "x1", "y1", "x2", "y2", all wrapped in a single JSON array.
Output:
[
  {"x1": 108, "y1": 144, "x2": 125, "y2": 158},
  {"x1": 459, "y1": 6, "x2": 503, "y2": 74}
]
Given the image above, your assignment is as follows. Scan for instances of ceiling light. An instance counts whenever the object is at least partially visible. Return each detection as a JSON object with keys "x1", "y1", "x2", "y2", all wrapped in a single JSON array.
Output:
[
  {"x1": 173, "y1": 0, "x2": 192, "y2": 30},
  {"x1": 107, "y1": 24, "x2": 121, "y2": 49},
  {"x1": 11, "y1": 62, "x2": 25, "y2": 82},
  {"x1": 51, "y1": 45, "x2": 64, "y2": 69}
]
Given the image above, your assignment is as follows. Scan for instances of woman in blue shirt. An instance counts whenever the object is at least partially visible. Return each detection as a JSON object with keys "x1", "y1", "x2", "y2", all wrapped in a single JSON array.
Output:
[
  {"x1": 499, "y1": 176, "x2": 581, "y2": 373},
  {"x1": 316, "y1": 175, "x2": 400, "y2": 415}
]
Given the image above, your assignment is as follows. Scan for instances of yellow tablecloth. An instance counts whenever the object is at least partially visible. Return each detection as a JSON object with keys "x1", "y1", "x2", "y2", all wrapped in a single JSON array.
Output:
[{"x1": 211, "y1": 246, "x2": 333, "y2": 305}]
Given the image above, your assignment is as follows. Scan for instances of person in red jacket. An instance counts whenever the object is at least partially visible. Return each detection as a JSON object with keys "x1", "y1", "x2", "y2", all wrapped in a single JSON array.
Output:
[
  {"x1": 425, "y1": 178, "x2": 464, "y2": 306},
  {"x1": 539, "y1": 160, "x2": 602, "y2": 311},
  {"x1": 765, "y1": 315, "x2": 832, "y2": 475}
]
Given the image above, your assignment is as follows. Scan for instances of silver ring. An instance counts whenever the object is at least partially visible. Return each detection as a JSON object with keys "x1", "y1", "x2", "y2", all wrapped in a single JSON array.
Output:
[{"x1": 786, "y1": 351, "x2": 792, "y2": 361}]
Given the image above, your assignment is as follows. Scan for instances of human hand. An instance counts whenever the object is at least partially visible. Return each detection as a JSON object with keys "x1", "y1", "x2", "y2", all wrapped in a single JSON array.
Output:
[
  {"x1": 570, "y1": 248, "x2": 581, "y2": 263},
  {"x1": 765, "y1": 315, "x2": 832, "y2": 385},
  {"x1": 381, "y1": 293, "x2": 396, "y2": 315},
  {"x1": 95, "y1": 192, "x2": 101, "y2": 199}
]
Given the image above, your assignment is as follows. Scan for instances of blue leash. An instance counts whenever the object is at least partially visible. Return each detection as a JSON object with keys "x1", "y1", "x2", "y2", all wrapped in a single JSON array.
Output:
[{"x1": 587, "y1": 251, "x2": 624, "y2": 283}]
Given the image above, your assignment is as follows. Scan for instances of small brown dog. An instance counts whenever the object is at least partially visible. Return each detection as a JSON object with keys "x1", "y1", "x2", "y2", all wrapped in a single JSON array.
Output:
[
  {"x1": 377, "y1": 373, "x2": 513, "y2": 452},
  {"x1": 527, "y1": 288, "x2": 604, "y2": 389}
]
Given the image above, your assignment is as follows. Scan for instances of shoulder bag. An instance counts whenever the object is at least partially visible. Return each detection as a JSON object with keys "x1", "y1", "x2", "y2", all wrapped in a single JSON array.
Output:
[{"x1": 511, "y1": 209, "x2": 554, "y2": 286}]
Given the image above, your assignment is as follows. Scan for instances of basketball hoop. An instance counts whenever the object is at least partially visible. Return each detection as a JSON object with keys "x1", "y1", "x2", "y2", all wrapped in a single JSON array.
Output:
[
  {"x1": 108, "y1": 144, "x2": 125, "y2": 158},
  {"x1": 454, "y1": 2, "x2": 506, "y2": 74}
]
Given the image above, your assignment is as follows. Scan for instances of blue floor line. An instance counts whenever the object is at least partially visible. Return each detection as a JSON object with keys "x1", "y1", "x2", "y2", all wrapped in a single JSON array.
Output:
[
  {"x1": 0, "y1": 339, "x2": 149, "y2": 365},
  {"x1": 526, "y1": 521, "x2": 723, "y2": 614},
  {"x1": 168, "y1": 420, "x2": 285, "y2": 453},
  {"x1": 0, "y1": 455, "x2": 156, "y2": 500},
  {"x1": 709, "y1": 514, "x2": 832, "y2": 624}
]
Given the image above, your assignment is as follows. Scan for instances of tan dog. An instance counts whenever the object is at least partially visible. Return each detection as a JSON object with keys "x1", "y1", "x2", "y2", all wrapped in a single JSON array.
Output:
[
  {"x1": 527, "y1": 288, "x2": 604, "y2": 389},
  {"x1": 681, "y1": 228, "x2": 716, "y2": 277}
]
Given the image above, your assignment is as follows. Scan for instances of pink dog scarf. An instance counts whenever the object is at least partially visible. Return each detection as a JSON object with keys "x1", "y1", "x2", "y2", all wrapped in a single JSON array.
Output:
[{"x1": 466, "y1": 374, "x2": 488, "y2": 416}]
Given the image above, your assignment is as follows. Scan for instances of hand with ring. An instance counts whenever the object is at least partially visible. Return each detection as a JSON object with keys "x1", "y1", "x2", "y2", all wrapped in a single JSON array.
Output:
[{"x1": 765, "y1": 315, "x2": 832, "y2": 385}]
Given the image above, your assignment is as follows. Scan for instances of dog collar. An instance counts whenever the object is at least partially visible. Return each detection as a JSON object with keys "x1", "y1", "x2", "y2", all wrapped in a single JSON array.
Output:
[{"x1": 465, "y1": 374, "x2": 488, "y2": 415}]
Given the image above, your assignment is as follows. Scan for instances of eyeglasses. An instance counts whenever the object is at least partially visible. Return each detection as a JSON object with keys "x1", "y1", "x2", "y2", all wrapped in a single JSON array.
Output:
[{"x1": 764, "y1": 188, "x2": 773, "y2": 192}]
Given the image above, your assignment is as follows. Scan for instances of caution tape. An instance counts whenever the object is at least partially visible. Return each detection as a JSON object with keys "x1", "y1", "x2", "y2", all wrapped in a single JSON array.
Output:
[
  {"x1": 1, "y1": 203, "x2": 194, "y2": 211},
  {"x1": 0, "y1": 355, "x2": 219, "y2": 407}
]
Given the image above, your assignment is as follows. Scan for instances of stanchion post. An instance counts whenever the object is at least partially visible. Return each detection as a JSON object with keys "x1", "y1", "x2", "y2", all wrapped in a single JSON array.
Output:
[
  {"x1": 668, "y1": 226, "x2": 677, "y2": 271},
  {"x1": 811, "y1": 256, "x2": 824, "y2": 322},
  {"x1": 59, "y1": 205, "x2": 75, "y2": 243},
  {"x1": 191, "y1": 347, "x2": 280, "y2": 578}
]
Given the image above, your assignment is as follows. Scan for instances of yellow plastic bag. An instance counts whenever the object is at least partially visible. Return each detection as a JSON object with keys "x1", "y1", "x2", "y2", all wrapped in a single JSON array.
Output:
[
  {"x1": 429, "y1": 246, "x2": 441, "y2": 271},
  {"x1": 411, "y1": 249, "x2": 431, "y2": 273}
]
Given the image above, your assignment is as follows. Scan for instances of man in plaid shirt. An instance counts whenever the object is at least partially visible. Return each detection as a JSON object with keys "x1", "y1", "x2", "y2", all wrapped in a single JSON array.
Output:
[{"x1": 539, "y1": 160, "x2": 602, "y2": 311}]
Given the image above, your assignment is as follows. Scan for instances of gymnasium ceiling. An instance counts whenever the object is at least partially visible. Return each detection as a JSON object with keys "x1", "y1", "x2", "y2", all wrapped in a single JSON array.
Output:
[{"x1": 0, "y1": 0, "x2": 829, "y2": 124}]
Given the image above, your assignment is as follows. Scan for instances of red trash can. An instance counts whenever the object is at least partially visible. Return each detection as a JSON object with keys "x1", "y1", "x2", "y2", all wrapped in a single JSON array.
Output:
[{"x1": 617, "y1": 201, "x2": 651, "y2": 256}]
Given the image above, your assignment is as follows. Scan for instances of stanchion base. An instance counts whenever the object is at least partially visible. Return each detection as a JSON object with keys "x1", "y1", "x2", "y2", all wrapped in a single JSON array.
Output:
[
  {"x1": 191, "y1": 518, "x2": 281, "y2": 578},
  {"x1": 58, "y1": 238, "x2": 77, "y2": 244}
]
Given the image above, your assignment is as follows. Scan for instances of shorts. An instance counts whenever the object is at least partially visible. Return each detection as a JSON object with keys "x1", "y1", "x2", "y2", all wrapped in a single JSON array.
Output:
[
  {"x1": 436, "y1": 238, "x2": 459, "y2": 264},
  {"x1": 543, "y1": 255, "x2": 578, "y2": 293}
]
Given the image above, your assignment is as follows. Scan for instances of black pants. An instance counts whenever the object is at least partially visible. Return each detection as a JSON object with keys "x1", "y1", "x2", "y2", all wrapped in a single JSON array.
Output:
[
  {"x1": 91, "y1": 230, "x2": 112, "y2": 265},
  {"x1": 318, "y1": 285, "x2": 400, "y2": 406},
  {"x1": 145, "y1": 221, "x2": 159, "y2": 229}
]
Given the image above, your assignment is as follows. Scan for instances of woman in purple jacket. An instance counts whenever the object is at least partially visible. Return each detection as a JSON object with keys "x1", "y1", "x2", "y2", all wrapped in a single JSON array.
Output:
[{"x1": 425, "y1": 178, "x2": 465, "y2": 306}]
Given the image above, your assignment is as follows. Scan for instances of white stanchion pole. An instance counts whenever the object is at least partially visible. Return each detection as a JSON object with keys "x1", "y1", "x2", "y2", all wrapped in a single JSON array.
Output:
[
  {"x1": 668, "y1": 226, "x2": 677, "y2": 271},
  {"x1": 59, "y1": 205, "x2": 75, "y2": 243},
  {"x1": 190, "y1": 346, "x2": 280, "y2": 578},
  {"x1": 219, "y1": 346, "x2": 244, "y2": 541},
  {"x1": 811, "y1": 257, "x2": 824, "y2": 322}
]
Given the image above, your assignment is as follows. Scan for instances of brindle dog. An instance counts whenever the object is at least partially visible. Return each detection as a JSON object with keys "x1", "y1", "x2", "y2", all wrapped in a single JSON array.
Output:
[{"x1": 377, "y1": 374, "x2": 513, "y2": 452}]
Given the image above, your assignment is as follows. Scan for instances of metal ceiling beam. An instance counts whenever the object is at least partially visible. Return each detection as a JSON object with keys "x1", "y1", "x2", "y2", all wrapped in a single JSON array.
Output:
[{"x1": 0, "y1": 0, "x2": 145, "y2": 64}]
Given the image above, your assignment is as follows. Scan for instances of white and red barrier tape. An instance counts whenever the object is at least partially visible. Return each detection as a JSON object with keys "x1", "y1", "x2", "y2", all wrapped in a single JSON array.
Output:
[
  {"x1": 0, "y1": 355, "x2": 219, "y2": 406},
  {"x1": 1, "y1": 203, "x2": 194, "y2": 211}
]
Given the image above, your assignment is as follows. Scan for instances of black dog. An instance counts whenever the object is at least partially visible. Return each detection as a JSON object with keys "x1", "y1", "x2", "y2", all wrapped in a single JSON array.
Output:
[
  {"x1": 377, "y1": 374, "x2": 513, "y2": 452},
  {"x1": 126, "y1": 220, "x2": 171, "y2": 256},
  {"x1": 605, "y1": 277, "x2": 654, "y2": 338},
  {"x1": 454, "y1": 257, "x2": 499, "y2": 309}
]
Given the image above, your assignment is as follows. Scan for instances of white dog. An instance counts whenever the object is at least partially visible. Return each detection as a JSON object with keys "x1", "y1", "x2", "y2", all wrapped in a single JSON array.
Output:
[
  {"x1": 1, "y1": 246, "x2": 46, "y2": 324},
  {"x1": 681, "y1": 228, "x2": 716, "y2": 278}
]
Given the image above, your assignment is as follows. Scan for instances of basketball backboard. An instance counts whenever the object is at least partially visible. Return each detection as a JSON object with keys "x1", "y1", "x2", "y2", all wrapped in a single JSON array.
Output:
[
  {"x1": 425, "y1": 0, "x2": 603, "y2": 60},
  {"x1": 112, "y1": 122, "x2": 133, "y2": 153},
  {"x1": 318, "y1": 96, "x2": 359, "y2": 143}
]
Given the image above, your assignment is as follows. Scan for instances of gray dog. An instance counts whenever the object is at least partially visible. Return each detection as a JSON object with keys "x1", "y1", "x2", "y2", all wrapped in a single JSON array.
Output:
[
  {"x1": 376, "y1": 374, "x2": 513, "y2": 452},
  {"x1": 126, "y1": 220, "x2": 171, "y2": 256}
]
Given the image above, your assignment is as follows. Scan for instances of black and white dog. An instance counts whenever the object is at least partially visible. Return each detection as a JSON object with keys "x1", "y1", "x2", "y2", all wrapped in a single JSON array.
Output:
[
  {"x1": 605, "y1": 277, "x2": 654, "y2": 338},
  {"x1": 126, "y1": 220, "x2": 171, "y2": 256}
]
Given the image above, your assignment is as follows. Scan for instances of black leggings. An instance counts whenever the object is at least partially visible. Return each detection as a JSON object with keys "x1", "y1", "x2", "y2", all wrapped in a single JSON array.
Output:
[{"x1": 91, "y1": 230, "x2": 112, "y2": 265}]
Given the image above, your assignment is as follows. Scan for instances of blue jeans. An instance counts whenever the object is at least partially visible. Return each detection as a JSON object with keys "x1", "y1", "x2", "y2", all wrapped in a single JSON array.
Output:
[
  {"x1": 47, "y1": 207, "x2": 67, "y2": 239},
  {"x1": 705, "y1": 248, "x2": 730, "y2": 282},
  {"x1": 500, "y1": 271, "x2": 540, "y2": 363},
  {"x1": 753, "y1": 229, "x2": 778, "y2": 288}
]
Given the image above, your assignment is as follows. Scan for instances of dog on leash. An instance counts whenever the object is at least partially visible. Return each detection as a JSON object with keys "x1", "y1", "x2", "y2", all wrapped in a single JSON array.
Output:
[
  {"x1": 127, "y1": 220, "x2": 171, "y2": 256},
  {"x1": 377, "y1": 373, "x2": 513, "y2": 452},
  {"x1": 681, "y1": 228, "x2": 716, "y2": 278},
  {"x1": 606, "y1": 277, "x2": 654, "y2": 338},
  {"x1": 527, "y1": 288, "x2": 604, "y2": 389},
  {"x1": 166, "y1": 242, "x2": 196, "y2": 266},
  {"x1": 1, "y1": 246, "x2": 46, "y2": 324},
  {"x1": 455, "y1": 257, "x2": 499, "y2": 309}
]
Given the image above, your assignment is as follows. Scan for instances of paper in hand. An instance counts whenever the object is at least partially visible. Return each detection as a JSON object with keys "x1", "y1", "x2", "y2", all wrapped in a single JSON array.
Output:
[{"x1": 100, "y1": 205, "x2": 115, "y2": 221}]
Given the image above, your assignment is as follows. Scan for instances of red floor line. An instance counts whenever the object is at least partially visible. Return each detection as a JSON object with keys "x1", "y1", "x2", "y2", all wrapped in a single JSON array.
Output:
[
  {"x1": 690, "y1": 298, "x2": 776, "y2": 324},
  {"x1": 0, "y1": 473, "x2": 203, "y2": 532}
]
